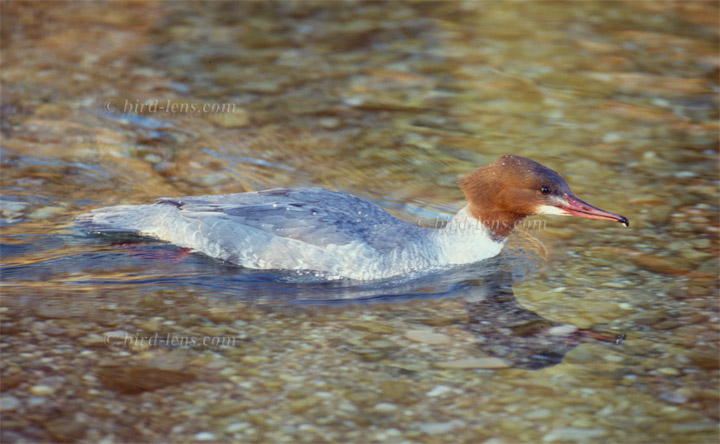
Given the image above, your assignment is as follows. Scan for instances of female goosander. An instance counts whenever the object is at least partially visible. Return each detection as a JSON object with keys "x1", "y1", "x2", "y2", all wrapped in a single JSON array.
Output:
[{"x1": 77, "y1": 155, "x2": 628, "y2": 280}]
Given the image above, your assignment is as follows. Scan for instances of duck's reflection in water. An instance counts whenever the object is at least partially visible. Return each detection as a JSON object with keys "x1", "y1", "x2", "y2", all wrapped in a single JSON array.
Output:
[
  {"x1": 277, "y1": 255, "x2": 625, "y2": 370},
  {"x1": 458, "y1": 264, "x2": 624, "y2": 370}
]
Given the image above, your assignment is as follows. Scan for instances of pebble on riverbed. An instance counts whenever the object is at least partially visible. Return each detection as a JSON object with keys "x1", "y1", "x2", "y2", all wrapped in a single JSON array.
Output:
[
  {"x1": 404, "y1": 329, "x2": 451, "y2": 345},
  {"x1": 434, "y1": 357, "x2": 510, "y2": 369},
  {"x1": 0, "y1": 396, "x2": 21, "y2": 411}
]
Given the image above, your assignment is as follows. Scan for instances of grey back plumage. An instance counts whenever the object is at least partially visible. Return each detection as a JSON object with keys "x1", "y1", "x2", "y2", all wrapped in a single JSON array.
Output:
[
  {"x1": 156, "y1": 187, "x2": 426, "y2": 251},
  {"x1": 77, "y1": 187, "x2": 438, "y2": 279}
]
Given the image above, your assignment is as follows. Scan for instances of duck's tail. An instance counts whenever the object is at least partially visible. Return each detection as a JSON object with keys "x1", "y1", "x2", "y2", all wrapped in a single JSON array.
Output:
[{"x1": 75, "y1": 203, "x2": 173, "y2": 235}]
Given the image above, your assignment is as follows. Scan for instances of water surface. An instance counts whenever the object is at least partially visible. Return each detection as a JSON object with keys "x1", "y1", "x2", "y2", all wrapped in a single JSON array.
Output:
[{"x1": 1, "y1": 2, "x2": 718, "y2": 443}]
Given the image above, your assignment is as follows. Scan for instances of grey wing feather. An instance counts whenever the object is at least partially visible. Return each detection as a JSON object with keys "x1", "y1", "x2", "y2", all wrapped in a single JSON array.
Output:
[{"x1": 160, "y1": 187, "x2": 420, "y2": 251}]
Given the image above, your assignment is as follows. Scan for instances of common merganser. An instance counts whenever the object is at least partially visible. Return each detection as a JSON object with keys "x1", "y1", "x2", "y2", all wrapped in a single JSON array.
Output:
[{"x1": 76, "y1": 155, "x2": 628, "y2": 280}]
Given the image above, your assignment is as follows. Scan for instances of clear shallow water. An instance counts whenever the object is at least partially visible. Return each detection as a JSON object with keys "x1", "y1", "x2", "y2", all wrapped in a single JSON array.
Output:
[{"x1": 1, "y1": 2, "x2": 718, "y2": 443}]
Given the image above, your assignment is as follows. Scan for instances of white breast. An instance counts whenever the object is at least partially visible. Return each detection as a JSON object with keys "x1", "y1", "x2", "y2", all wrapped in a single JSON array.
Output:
[{"x1": 432, "y1": 205, "x2": 506, "y2": 265}]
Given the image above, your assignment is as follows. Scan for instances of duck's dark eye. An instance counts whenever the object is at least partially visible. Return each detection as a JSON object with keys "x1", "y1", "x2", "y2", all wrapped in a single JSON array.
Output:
[{"x1": 540, "y1": 186, "x2": 551, "y2": 195}]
